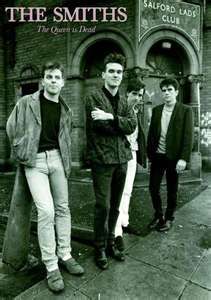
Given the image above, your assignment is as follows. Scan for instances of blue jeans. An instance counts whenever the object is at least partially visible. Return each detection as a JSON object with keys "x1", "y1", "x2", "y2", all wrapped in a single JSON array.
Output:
[{"x1": 24, "y1": 149, "x2": 71, "y2": 272}]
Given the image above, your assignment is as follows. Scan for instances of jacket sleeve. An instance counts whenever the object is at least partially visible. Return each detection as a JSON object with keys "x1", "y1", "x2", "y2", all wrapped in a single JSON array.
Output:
[
  {"x1": 137, "y1": 116, "x2": 147, "y2": 167},
  {"x1": 6, "y1": 103, "x2": 19, "y2": 145},
  {"x1": 115, "y1": 100, "x2": 137, "y2": 135},
  {"x1": 93, "y1": 107, "x2": 137, "y2": 136},
  {"x1": 85, "y1": 95, "x2": 118, "y2": 135},
  {"x1": 6, "y1": 99, "x2": 26, "y2": 146},
  {"x1": 147, "y1": 108, "x2": 156, "y2": 161},
  {"x1": 86, "y1": 94, "x2": 136, "y2": 136},
  {"x1": 180, "y1": 106, "x2": 194, "y2": 162}
]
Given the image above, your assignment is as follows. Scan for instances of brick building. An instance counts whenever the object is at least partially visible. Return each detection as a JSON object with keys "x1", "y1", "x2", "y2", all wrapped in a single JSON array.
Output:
[{"x1": 0, "y1": 0, "x2": 210, "y2": 176}]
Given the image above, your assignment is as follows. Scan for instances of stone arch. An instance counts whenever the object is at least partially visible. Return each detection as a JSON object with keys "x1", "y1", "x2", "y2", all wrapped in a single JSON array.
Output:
[
  {"x1": 138, "y1": 26, "x2": 200, "y2": 74},
  {"x1": 16, "y1": 65, "x2": 40, "y2": 99},
  {"x1": 68, "y1": 29, "x2": 135, "y2": 166},
  {"x1": 70, "y1": 29, "x2": 135, "y2": 76},
  {"x1": 138, "y1": 26, "x2": 202, "y2": 176},
  {"x1": 20, "y1": 64, "x2": 40, "y2": 80}
]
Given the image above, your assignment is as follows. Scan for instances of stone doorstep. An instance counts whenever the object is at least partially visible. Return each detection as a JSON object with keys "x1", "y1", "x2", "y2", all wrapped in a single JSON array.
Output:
[
  {"x1": 0, "y1": 170, "x2": 203, "y2": 245},
  {"x1": 70, "y1": 173, "x2": 202, "y2": 189},
  {"x1": 0, "y1": 168, "x2": 201, "y2": 181},
  {"x1": 0, "y1": 214, "x2": 94, "y2": 245}
]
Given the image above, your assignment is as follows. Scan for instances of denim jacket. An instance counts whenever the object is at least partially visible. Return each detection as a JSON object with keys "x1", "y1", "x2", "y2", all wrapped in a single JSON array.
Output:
[{"x1": 6, "y1": 91, "x2": 73, "y2": 178}]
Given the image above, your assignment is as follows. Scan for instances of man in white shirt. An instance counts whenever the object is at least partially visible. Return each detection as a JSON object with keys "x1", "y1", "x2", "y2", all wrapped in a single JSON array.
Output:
[{"x1": 115, "y1": 78, "x2": 146, "y2": 251}]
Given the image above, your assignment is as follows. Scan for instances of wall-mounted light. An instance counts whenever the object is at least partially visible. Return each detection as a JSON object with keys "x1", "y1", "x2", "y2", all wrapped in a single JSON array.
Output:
[{"x1": 162, "y1": 41, "x2": 172, "y2": 49}]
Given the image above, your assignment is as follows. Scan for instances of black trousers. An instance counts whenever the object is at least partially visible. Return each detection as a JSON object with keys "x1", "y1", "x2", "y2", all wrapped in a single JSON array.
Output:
[
  {"x1": 91, "y1": 163, "x2": 127, "y2": 248},
  {"x1": 149, "y1": 154, "x2": 178, "y2": 221}
]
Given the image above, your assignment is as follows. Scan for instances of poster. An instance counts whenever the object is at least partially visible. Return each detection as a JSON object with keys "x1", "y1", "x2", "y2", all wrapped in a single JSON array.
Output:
[{"x1": 0, "y1": 1, "x2": 211, "y2": 299}]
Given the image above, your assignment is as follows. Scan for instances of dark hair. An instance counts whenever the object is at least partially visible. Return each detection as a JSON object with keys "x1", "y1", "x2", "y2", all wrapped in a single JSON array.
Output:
[
  {"x1": 103, "y1": 53, "x2": 126, "y2": 71},
  {"x1": 41, "y1": 61, "x2": 65, "y2": 78},
  {"x1": 127, "y1": 78, "x2": 145, "y2": 94},
  {"x1": 160, "y1": 77, "x2": 179, "y2": 91}
]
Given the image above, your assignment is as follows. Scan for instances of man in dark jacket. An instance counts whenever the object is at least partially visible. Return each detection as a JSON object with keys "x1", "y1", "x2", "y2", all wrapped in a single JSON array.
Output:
[
  {"x1": 147, "y1": 77, "x2": 193, "y2": 232},
  {"x1": 86, "y1": 53, "x2": 136, "y2": 269},
  {"x1": 115, "y1": 78, "x2": 146, "y2": 252},
  {"x1": 6, "y1": 61, "x2": 84, "y2": 293}
]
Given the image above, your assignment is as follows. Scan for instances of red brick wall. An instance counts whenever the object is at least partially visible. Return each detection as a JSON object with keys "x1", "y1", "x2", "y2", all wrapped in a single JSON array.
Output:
[
  {"x1": 200, "y1": 3, "x2": 211, "y2": 167},
  {"x1": 3, "y1": 0, "x2": 137, "y2": 165},
  {"x1": 2, "y1": 0, "x2": 209, "y2": 168}
]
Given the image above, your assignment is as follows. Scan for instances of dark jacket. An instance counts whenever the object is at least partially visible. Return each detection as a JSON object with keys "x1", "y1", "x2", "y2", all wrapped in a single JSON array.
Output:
[
  {"x1": 147, "y1": 102, "x2": 194, "y2": 162},
  {"x1": 86, "y1": 88, "x2": 137, "y2": 164},
  {"x1": 6, "y1": 91, "x2": 73, "y2": 178},
  {"x1": 136, "y1": 112, "x2": 147, "y2": 168}
]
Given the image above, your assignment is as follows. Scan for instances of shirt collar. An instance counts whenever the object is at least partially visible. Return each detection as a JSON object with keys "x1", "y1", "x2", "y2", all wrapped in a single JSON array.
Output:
[{"x1": 102, "y1": 86, "x2": 119, "y2": 101}]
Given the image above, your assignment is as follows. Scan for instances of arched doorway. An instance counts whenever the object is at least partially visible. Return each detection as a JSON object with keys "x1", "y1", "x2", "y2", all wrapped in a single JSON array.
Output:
[
  {"x1": 79, "y1": 40, "x2": 124, "y2": 165},
  {"x1": 71, "y1": 37, "x2": 129, "y2": 166},
  {"x1": 81, "y1": 40, "x2": 124, "y2": 94},
  {"x1": 138, "y1": 29, "x2": 201, "y2": 176},
  {"x1": 144, "y1": 39, "x2": 191, "y2": 107}
]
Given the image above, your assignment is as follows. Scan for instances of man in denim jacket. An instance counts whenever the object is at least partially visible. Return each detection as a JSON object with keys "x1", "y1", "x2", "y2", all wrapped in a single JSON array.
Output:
[{"x1": 6, "y1": 61, "x2": 84, "y2": 293}]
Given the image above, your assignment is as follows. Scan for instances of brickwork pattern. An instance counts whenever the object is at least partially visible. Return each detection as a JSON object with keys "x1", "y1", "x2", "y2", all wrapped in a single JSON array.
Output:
[
  {"x1": 1, "y1": 0, "x2": 210, "y2": 166},
  {"x1": 200, "y1": 3, "x2": 211, "y2": 161},
  {"x1": 2, "y1": 0, "x2": 136, "y2": 164}
]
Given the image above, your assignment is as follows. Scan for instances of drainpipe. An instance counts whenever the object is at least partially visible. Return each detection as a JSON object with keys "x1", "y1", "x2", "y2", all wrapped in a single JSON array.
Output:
[{"x1": 187, "y1": 74, "x2": 204, "y2": 177}]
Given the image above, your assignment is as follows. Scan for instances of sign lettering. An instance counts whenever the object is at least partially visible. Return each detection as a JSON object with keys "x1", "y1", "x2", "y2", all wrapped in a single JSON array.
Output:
[{"x1": 139, "y1": 0, "x2": 201, "y2": 49}]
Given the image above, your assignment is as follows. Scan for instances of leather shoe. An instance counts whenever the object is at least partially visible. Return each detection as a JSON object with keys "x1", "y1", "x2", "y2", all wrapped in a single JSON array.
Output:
[
  {"x1": 115, "y1": 236, "x2": 125, "y2": 251},
  {"x1": 95, "y1": 248, "x2": 108, "y2": 270},
  {"x1": 47, "y1": 269, "x2": 64, "y2": 293},
  {"x1": 106, "y1": 245, "x2": 125, "y2": 261},
  {"x1": 157, "y1": 220, "x2": 173, "y2": 232},
  {"x1": 148, "y1": 217, "x2": 165, "y2": 230},
  {"x1": 123, "y1": 225, "x2": 141, "y2": 236},
  {"x1": 59, "y1": 257, "x2": 84, "y2": 276}
]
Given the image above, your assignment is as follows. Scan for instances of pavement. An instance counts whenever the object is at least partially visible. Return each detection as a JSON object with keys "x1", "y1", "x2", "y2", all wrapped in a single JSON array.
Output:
[{"x1": 1, "y1": 172, "x2": 208, "y2": 300}]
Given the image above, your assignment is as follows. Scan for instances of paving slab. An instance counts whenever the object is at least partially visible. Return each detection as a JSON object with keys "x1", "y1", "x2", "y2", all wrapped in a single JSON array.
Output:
[
  {"x1": 128, "y1": 227, "x2": 204, "y2": 279},
  {"x1": 14, "y1": 260, "x2": 95, "y2": 300},
  {"x1": 177, "y1": 188, "x2": 211, "y2": 228},
  {"x1": 180, "y1": 282, "x2": 211, "y2": 300},
  {"x1": 80, "y1": 256, "x2": 186, "y2": 300},
  {"x1": 191, "y1": 249, "x2": 211, "y2": 290},
  {"x1": 120, "y1": 233, "x2": 141, "y2": 252},
  {"x1": 0, "y1": 261, "x2": 46, "y2": 299},
  {"x1": 60, "y1": 255, "x2": 103, "y2": 290},
  {"x1": 128, "y1": 188, "x2": 211, "y2": 280},
  {"x1": 15, "y1": 278, "x2": 89, "y2": 300},
  {"x1": 0, "y1": 240, "x2": 93, "y2": 299},
  {"x1": 8, "y1": 177, "x2": 211, "y2": 299}
]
